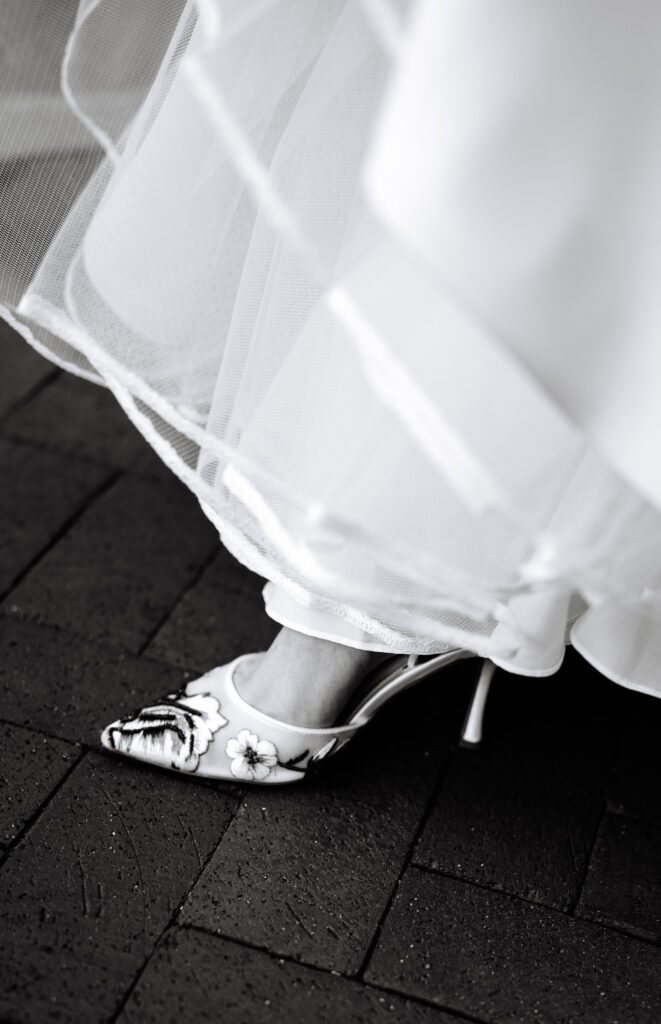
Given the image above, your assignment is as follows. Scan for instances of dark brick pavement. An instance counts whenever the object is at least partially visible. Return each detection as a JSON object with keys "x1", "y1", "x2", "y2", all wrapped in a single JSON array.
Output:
[{"x1": 1, "y1": 328, "x2": 660, "y2": 1023}]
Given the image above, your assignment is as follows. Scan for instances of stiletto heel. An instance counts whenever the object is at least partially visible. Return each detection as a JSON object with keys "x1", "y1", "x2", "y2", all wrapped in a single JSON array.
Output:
[{"x1": 460, "y1": 660, "x2": 496, "y2": 746}]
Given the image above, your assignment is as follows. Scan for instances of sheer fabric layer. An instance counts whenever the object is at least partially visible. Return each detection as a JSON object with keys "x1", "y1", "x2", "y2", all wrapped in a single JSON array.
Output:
[{"x1": 2, "y1": 0, "x2": 661, "y2": 696}]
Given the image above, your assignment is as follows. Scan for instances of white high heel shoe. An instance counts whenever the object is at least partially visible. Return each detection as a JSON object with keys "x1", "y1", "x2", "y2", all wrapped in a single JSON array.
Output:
[{"x1": 100, "y1": 650, "x2": 495, "y2": 785}]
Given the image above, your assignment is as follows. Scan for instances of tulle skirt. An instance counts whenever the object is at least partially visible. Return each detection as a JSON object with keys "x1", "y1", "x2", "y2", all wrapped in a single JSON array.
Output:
[{"x1": 3, "y1": 0, "x2": 661, "y2": 695}]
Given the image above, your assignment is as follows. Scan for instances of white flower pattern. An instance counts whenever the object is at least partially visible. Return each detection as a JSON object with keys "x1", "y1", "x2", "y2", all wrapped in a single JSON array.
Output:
[
  {"x1": 102, "y1": 688, "x2": 344, "y2": 783},
  {"x1": 226, "y1": 729, "x2": 279, "y2": 781},
  {"x1": 101, "y1": 692, "x2": 227, "y2": 772}
]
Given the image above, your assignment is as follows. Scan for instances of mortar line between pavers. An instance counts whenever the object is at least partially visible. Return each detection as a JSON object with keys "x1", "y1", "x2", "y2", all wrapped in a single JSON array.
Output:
[
  {"x1": 0, "y1": 715, "x2": 246, "y2": 804},
  {"x1": 0, "y1": 717, "x2": 83, "y2": 748},
  {"x1": 411, "y1": 860, "x2": 586, "y2": 917},
  {"x1": 0, "y1": 366, "x2": 61, "y2": 425},
  {"x1": 358, "y1": 977, "x2": 490, "y2": 1024},
  {"x1": 0, "y1": 605, "x2": 204, "y2": 672},
  {"x1": 0, "y1": 465, "x2": 123, "y2": 604},
  {"x1": 567, "y1": 803, "x2": 606, "y2": 916},
  {"x1": 573, "y1": 908, "x2": 661, "y2": 948},
  {"x1": 407, "y1": 862, "x2": 661, "y2": 950},
  {"x1": 411, "y1": 860, "x2": 593, "y2": 917},
  {"x1": 0, "y1": 426, "x2": 128, "y2": 475},
  {"x1": 0, "y1": 746, "x2": 86, "y2": 866},
  {"x1": 0, "y1": 605, "x2": 140, "y2": 658},
  {"x1": 136, "y1": 546, "x2": 221, "y2": 659},
  {"x1": 603, "y1": 802, "x2": 661, "y2": 830},
  {"x1": 355, "y1": 740, "x2": 458, "y2": 981},
  {"x1": 108, "y1": 790, "x2": 246, "y2": 1024},
  {"x1": 0, "y1": 713, "x2": 93, "y2": 750},
  {"x1": 0, "y1": 603, "x2": 186, "y2": 661},
  {"x1": 0, "y1": 611, "x2": 214, "y2": 682},
  {"x1": 137, "y1": 649, "x2": 210, "y2": 678},
  {"x1": 174, "y1": 922, "x2": 487, "y2": 1024},
  {"x1": 141, "y1": 580, "x2": 268, "y2": 676},
  {"x1": 583, "y1": 696, "x2": 634, "y2": 832},
  {"x1": 569, "y1": 806, "x2": 661, "y2": 947}
]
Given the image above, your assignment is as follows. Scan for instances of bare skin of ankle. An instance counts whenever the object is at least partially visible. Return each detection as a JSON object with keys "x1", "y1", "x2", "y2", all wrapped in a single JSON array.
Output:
[{"x1": 233, "y1": 626, "x2": 389, "y2": 728}]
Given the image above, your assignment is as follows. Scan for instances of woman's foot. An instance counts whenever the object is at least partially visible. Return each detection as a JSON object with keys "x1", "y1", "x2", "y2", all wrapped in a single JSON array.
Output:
[
  {"x1": 233, "y1": 627, "x2": 388, "y2": 728},
  {"x1": 99, "y1": 633, "x2": 486, "y2": 784}
]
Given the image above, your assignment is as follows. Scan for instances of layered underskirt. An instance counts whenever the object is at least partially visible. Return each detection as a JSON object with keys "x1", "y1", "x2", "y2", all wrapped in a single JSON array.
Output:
[{"x1": 3, "y1": 0, "x2": 661, "y2": 695}]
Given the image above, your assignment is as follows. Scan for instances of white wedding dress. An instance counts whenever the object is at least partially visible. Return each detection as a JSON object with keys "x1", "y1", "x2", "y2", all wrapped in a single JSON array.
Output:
[{"x1": 3, "y1": 0, "x2": 661, "y2": 695}]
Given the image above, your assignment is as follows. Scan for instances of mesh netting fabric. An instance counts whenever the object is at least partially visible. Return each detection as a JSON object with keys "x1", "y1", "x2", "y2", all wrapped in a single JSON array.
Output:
[{"x1": 3, "y1": 0, "x2": 661, "y2": 694}]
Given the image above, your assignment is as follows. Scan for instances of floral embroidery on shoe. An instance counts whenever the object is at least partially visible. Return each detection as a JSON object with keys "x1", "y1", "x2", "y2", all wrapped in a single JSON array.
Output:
[
  {"x1": 101, "y1": 693, "x2": 227, "y2": 772},
  {"x1": 225, "y1": 729, "x2": 278, "y2": 781}
]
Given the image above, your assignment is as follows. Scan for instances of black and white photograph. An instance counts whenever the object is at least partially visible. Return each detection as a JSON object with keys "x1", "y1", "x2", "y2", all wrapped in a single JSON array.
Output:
[{"x1": 0, "y1": 1, "x2": 660, "y2": 1021}]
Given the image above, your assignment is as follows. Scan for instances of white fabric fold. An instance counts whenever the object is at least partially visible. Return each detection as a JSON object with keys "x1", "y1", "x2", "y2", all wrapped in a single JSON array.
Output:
[{"x1": 2, "y1": 0, "x2": 661, "y2": 695}]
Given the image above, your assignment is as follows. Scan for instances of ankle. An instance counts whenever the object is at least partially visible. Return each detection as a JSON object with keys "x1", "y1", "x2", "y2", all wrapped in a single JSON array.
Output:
[{"x1": 233, "y1": 627, "x2": 385, "y2": 728}]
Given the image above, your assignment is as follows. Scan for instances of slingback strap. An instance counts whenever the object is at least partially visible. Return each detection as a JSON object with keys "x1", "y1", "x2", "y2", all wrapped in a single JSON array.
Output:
[{"x1": 460, "y1": 660, "x2": 496, "y2": 746}]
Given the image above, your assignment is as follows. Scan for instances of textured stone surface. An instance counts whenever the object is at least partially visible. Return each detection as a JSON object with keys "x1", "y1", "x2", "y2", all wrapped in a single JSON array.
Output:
[
  {"x1": 147, "y1": 547, "x2": 278, "y2": 672},
  {"x1": 119, "y1": 927, "x2": 460, "y2": 1024},
  {"x1": 367, "y1": 867, "x2": 661, "y2": 1024},
  {"x1": 180, "y1": 682, "x2": 450, "y2": 973},
  {"x1": 577, "y1": 813, "x2": 661, "y2": 941},
  {"x1": 414, "y1": 655, "x2": 622, "y2": 910},
  {"x1": 0, "y1": 722, "x2": 79, "y2": 846},
  {"x1": 608, "y1": 692, "x2": 661, "y2": 826},
  {"x1": 0, "y1": 617, "x2": 192, "y2": 745},
  {"x1": 0, "y1": 318, "x2": 56, "y2": 419},
  {"x1": 126, "y1": 438, "x2": 181, "y2": 483},
  {"x1": 0, "y1": 752, "x2": 241, "y2": 1024},
  {"x1": 2, "y1": 473, "x2": 219, "y2": 651},
  {"x1": 5, "y1": 372, "x2": 150, "y2": 469},
  {"x1": 0, "y1": 435, "x2": 108, "y2": 596}
]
